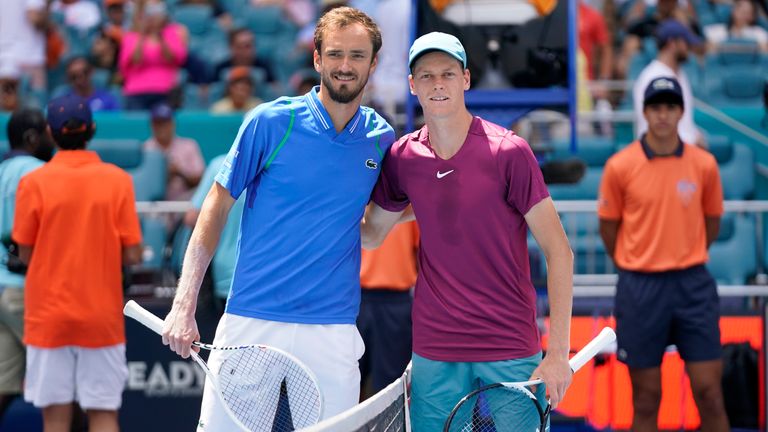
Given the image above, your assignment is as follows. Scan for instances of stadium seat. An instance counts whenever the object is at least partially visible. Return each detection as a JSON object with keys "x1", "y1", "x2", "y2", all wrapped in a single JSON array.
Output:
[
  {"x1": 173, "y1": 4, "x2": 213, "y2": 36},
  {"x1": 129, "y1": 149, "x2": 167, "y2": 202},
  {"x1": 627, "y1": 52, "x2": 651, "y2": 80},
  {"x1": 716, "y1": 38, "x2": 761, "y2": 65},
  {"x1": 550, "y1": 136, "x2": 615, "y2": 167},
  {"x1": 706, "y1": 134, "x2": 732, "y2": 163},
  {"x1": 220, "y1": 0, "x2": 246, "y2": 14},
  {"x1": 140, "y1": 216, "x2": 168, "y2": 269},
  {"x1": 548, "y1": 167, "x2": 603, "y2": 200},
  {"x1": 89, "y1": 138, "x2": 144, "y2": 168},
  {"x1": 236, "y1": 5, "x2": 296, "y2": 64},
  {"x1": 719, "y1": 143, "x2": 755, "y2": 199},
  {"x1": 705, "y1": 64, "x2": 765, "y2": 107},
  {"x1": 708, "y1": 214, "x2": 757, "y2": 284}
]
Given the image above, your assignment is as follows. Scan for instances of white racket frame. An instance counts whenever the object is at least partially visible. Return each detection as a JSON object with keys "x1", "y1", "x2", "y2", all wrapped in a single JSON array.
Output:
[
  {"x1": 124, "y1": 300, "x2": 323, "y2": 432},
  {"x1": 444, "y1": 327, "x2": 617, "y2": 432}
]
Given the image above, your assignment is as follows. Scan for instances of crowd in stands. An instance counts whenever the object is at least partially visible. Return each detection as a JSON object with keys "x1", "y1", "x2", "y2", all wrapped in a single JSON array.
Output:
[
  {"x1": 577, "y1": 0, "x2": 768, "y2": 116},
  {"x1": 0, "y1": 0, "x2": 418, "y2": 119}
]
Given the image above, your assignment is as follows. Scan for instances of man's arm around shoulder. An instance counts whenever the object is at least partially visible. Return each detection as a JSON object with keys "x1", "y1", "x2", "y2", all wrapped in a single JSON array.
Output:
[
  {"x1": 361, "y1": 203, "x2": 412, "y2": 250},
  {"x1": 163, "y1": 182, "x2": 235, "y2": 358}
]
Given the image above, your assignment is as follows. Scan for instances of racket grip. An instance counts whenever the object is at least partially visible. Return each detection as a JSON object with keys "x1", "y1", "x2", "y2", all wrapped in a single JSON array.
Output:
[
  {"x1": 568, "y1": 327, "x2": 616, "y2": 372},
  {"x1": 124, "y1": 300, "x2": 165, "y2": 336}
]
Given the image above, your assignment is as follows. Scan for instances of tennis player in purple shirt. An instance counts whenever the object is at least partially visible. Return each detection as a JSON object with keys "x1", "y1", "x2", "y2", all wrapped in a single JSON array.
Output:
[{"x1": 362, "y1": 32, "x2": 574, "y2": 431}]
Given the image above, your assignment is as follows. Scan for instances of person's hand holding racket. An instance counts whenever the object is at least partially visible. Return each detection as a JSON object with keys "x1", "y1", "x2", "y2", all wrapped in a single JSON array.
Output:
[
  {"x1": 162, "y1": 299, "x2": 200, "y2": 359},
  {"x1": 528, "y1": 350, "x2": 572, "y2": 408}
]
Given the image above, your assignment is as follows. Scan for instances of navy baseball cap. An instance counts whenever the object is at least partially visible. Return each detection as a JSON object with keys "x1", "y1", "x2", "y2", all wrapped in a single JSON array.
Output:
[
  {"x1": 408, "y1": 32, "x2": 467, "y2": 71},
  {"x1": 656, "y1": 19, "x2": 702, "y2": 46},
  {"x1": 150, "y1": 102, "x2": 174, "y2": 121},
  {"x1": 47, "y1": 94, "x2": 93, "y2": 135},
  {"x1": 644, "y1": 76, "x2": 684, "y2": 108}
]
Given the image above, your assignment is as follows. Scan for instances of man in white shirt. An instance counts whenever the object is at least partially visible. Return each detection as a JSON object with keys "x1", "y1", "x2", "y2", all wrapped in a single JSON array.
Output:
[
  {"x1": 633, "y1": 19, "x2": 706, "y2": 147},
  {"x1": 0, "y1": 0, "x2": 47, "y2": 91}
]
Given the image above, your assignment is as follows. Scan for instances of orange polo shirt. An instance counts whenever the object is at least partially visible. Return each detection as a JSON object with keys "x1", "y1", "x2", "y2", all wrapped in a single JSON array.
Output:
[
  {"x1": 360, "y1": 222, "x2": 419, "y2": 291},
  {"x1": 13, "y1": 150, "x2": 142, "y2": 348},
  {"x1": 598, "y1": 139, "x2": 723, "y2": 272}
]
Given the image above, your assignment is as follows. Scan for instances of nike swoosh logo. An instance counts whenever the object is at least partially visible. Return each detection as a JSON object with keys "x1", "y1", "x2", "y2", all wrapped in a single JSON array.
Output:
[{"x1": 436, "y1": 170, "x2": 454, "y2": 179}]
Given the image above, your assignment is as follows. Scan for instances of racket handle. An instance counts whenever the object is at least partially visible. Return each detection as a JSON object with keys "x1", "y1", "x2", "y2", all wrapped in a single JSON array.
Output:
[
  {"x1": 568, "y1": 327, "x2": 616, "y2": 372},
  {"x1": 124, "y1": 300, "x2": 165, "y2": 335}
]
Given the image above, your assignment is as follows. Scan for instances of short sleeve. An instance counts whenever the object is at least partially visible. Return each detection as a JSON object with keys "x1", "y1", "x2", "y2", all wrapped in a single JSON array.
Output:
[
  {"x1": 117, "y1": 175, "x2": 143, "y2": 246},
  {"x1": 597, "y1": 159, "x2": 623, "y2": 220},
  {"x1": 702, "y1": 157, "x2": 724, "y2": 217},
  {"x1": 371, "y1": 144, "x2": 409, "y2": 212},
  {"x1": 500, "y1": 134, "x2": 549, "y2": 215},
  {"x1": 11, "y1": 176, "x2": 42, "y2": 246},
  {"x1": 215, "y1": 109, "x2": 269, "y2": 200}
]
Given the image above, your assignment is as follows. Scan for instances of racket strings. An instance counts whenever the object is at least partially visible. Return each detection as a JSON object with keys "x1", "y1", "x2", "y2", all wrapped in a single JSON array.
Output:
[
  {"x1": 448, "y1": 386, "x2": 545, "y2": 432},
  {"x1": 218, "y1": 348, "x2": 321, "y2": 432}
]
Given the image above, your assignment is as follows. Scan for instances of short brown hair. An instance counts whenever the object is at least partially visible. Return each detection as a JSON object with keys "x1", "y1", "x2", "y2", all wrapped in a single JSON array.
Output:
[{"x1": 314, "y1": 6, "x2": 382, "y2": 58}]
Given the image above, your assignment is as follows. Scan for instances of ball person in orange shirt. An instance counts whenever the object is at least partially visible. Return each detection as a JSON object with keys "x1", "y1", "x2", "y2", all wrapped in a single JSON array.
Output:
[{"x1": 598, "y1": 76, "x2": 728, "y2": 432}]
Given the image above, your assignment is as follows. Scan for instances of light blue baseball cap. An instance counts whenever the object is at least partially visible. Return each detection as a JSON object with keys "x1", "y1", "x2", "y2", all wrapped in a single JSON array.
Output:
[{"x1": 408, "y1": 32, "x2": 467, "y2": 71}]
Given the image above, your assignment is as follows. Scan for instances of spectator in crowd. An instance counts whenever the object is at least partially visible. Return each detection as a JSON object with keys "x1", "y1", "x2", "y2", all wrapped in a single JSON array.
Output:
[
  {"x1": 91, "y1": 30, "x2": 122, "y2": 86},
  {"x1": 617, "y1": 0, "x2": 703, "y2": 78},
  {"x1": 210, "y1": 66, "x2": 263, "y2": 114},
  {"x1": 0, "y1": 108, "x2": 54, "y2": 424},
  {"x1": 0, "y1": 0, "x2": 48, "y2": 92},
  {"x1": 89, "y1": 0, "x2": 128, "y2": 86},
  {"x1": 599, "y1": 76, "x2": 728, "y2": 432},
  {"x1": 212, "y1": 28, "x2": 277, "y2": 85},
  {"x1": 162, "y1": 7, "x2": 393, "y2": 429},
  {"x1": 296, "y1": 75, "x2": 320, "y2": 95},
  {"x1": 357, "y1": 222, "x2": 419, "y2": 400},
  {"x1": 362, "y1": 32, "x2": 573, "y2": 432},
  {"x1": 50, "y1": 0, "x2": 102, "y2": 34},
  {"x1": 369, "y1": 0, "x2": 411, "y2": 123},
  {"x1": 143, "y1": 103, "x2": 205, "y2": 201},
  {"x1": 0, "y1": 65, "x2": 20, "y2": 113},
  {"x1": 633, "y1": 20, "x2": 706, "y2": 148},
  {"x1": 119, "y1": 0, "x2": 188, "y2": 110},
  {"x1": 578, "y1": 0, "x2": 614, "y2": 97},
  {"x1": 64, "y1": 57, "x2": 120, "y2": 112},
  {"x1": 288, "y1": 69, "x2": 320, "y2": 96},
  {"x1": 13, "y1": 95, "x2": 143, "y2": 432},
  {"x1": 705, "y1": 0, "x2": 768, "y2": 52},
  {"x1": 103, "y1": 0, "x2": 129, "y2": 39}
]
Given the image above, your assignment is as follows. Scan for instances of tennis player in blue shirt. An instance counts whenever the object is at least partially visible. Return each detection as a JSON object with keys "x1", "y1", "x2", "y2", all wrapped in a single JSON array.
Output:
[{"x1": 162, "y1": 7, "x2": 395, "y2": 430}]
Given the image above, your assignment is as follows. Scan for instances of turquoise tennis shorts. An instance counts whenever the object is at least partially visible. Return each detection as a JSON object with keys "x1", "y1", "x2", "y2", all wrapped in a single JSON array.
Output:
[{"x1": 410, "y1": 351, "x2": 546, "y2": 432}]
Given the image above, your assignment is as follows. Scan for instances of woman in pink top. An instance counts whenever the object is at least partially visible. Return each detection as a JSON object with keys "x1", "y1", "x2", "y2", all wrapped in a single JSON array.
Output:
[{"x1": 119, "y1": 0, "x2": 188, "y2": 110}]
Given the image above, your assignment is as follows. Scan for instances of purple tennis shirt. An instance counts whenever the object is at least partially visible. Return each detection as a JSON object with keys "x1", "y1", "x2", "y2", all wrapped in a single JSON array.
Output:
[{"x1": 372, "y1": 117, "x2": 549, "y2": 362}]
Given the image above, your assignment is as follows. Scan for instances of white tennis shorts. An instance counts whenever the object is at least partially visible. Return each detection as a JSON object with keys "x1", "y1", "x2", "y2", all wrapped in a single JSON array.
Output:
[
  {"x1": 24, "y1": 344, "x2": 128, "y2": 410},
  {"x1": 197, "y1": 314, "x2": 365, "y2": 431}
]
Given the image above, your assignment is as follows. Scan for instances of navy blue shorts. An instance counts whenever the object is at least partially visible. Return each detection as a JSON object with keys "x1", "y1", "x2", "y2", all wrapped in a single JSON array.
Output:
[
  {"x1": 357, "y1": 289, "x2": 413, "y2": 393},
  {"x1": 614, "y1": 264, "x2": 721, "y2": 368}
]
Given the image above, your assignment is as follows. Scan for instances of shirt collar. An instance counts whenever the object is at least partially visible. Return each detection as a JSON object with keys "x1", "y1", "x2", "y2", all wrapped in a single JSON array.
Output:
[
  {"x1": 304, "y1": 86, "x2": 363, "y2": 135},
  {"x1": 1, "y1": 149, "x2": 32, "y2": 162},
  {"x1": 640, "y1": 134, "x2": 684, "y2": 159},
  {"x1": 50, "y1": 149, "x2": 101, "y2": 165}
]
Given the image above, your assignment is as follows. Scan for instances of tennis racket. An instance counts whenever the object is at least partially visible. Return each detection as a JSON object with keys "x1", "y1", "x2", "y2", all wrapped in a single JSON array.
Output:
[
  {"x1": 124, "y1": 300, "x2": 323, "y2": 432},
  {"x1": 443, "y1": 326, "x2": 616, "y2": 432}
]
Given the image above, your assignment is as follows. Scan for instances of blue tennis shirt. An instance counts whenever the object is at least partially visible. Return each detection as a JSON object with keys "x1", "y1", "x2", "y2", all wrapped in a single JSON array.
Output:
[{"x1": 215, "y1": 86, "x2": 395, "y2": 324}]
